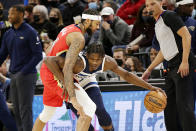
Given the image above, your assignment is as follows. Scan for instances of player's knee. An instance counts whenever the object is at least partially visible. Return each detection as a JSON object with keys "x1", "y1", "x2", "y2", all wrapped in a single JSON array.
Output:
[{"x1": 39, "y1": 106, "x2": 56, "y2": 123}]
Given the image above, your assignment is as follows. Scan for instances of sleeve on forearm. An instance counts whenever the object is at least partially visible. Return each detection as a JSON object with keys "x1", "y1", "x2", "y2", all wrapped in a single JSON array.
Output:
[
  {"x1": 21, "y1": 32, "x2": 43, "y2": 74},
  {"x1": 105, "y1": 24, "x2": 127, "y2": 45}
]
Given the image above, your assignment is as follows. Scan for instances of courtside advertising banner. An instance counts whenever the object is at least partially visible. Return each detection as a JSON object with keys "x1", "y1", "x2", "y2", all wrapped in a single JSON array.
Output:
[{"x1": 33, "y1": 91, "x2": 166, "y2": 131}]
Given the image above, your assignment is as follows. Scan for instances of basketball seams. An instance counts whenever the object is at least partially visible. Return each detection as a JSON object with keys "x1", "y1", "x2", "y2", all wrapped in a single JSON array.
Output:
[
  {"x1": 144, "y1": 91, "x2": 167, "y2": 113},
  {"x1": 146, "y1": 94, "x2": 167, "y2": 105}
]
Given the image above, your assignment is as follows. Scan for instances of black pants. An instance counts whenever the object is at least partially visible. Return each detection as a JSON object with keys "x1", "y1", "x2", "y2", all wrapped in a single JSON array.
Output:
[
  {"x1": 164, "y1": 66, "x2": 196, "y2": 131},
  {"x1": 10, "y1": 72, "x2": 37, "y2": 131}
]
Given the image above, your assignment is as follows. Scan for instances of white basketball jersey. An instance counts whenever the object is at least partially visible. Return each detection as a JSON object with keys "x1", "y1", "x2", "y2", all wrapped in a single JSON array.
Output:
[{"x1": 74, "y1": 52, "x2": 105, "y2": 90}]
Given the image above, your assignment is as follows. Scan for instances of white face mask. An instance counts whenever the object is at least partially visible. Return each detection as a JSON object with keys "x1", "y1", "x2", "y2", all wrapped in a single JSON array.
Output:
[
  {"x1": 68, "y1": 0, "x2": 77, "y2": 4},
  {"x1": 192, "y1": 9, "x2": 196, "y2": 19}
]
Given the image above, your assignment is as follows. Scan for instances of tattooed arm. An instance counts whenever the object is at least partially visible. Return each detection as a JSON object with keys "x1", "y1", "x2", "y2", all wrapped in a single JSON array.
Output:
[{"x1": 63, "y1": 32, "x2": 85, "y2": 99}]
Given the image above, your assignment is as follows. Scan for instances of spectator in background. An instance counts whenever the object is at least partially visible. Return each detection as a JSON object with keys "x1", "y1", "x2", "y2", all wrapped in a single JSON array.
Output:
[
  {"x1": 62, "y1": 0, "x2": 85, "y2": 26},
  {"x1": 113, "y1": 48, "x2": 126, "y2": 68},
  {"x1": 87, "y1": 0, "x2": 101, "y2": 11},
  {"x1": 116, "y1": 0, "x2": 145, "y2": 25},
  {"x1": 125, "y1": 56, "x2": 144, "y2": 72},
  {"x1": 175, "y1": 0, "x2": 196, "y2": 113},
  {"x1": 28, "y1": 0, "x2": 40, "y2": 6},
  {"x1": 24, "y1": 5, "x2": 34, "y2": 24},
  {"x1": 126, "y1": 4, "x2": 155, "y2": 68},
  {"x1": 102, "y1": 0, "x2": 119, "y2": 14},
  {"x1": 31, "y1": 5, "x2": 58, "y2": 41},
  {"x1": 49, "y1": 8, "x2": 64, "y2": 32},
  {"x1": 0, "y1": 5, "x2": 43, "y2": 131},
  {"x1": 162, "y1": 0, "x2": 176, "y2": 10},
  {"x1": 99, "y1": 7, "x2": 131, "y2": 56},
  {"x1": 176, "y1": 0, "x2": 196, "y2": 55}
]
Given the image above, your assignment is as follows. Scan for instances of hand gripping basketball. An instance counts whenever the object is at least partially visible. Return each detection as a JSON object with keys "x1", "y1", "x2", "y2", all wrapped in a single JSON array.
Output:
[{"x1": 144, "y1": 91, "x2": 167, "y2": 113}]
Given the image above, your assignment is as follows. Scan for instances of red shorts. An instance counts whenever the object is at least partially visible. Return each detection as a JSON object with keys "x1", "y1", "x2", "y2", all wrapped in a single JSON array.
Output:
[{"x1": 40, "y1": 64, "x2": 65, "y2": 107}]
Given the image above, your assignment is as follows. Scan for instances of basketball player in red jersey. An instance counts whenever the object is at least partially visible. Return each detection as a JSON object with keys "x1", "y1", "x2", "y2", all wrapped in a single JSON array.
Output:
[{"x1": 33, "y1": 9, "x2": 101, "y2": 131}]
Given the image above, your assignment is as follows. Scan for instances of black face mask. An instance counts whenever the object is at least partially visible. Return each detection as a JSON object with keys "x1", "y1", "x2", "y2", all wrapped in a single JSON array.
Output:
[
  {"x1": 24, "y1": 18, "x2": 29, "y2": 23},
  {"x1": 50, "y1": 17, "x2": 59, "y2": 24},
  {"x1": 162, "y1": 6, "x2": 167, "y2": 10},
  {"x1": 33, "y1": 15, "x2": 40, "y2": 23},
  {"x1": 107, "y1": 20, "x2": 113, "y2": 25},
  {"x1": 124, "y1": 64, "x2": 132, "y2": 72},
  {"x1": 142, "y1": 16, "x2": 155, "y2": 24},
  {"x1": 47, "y1": 1, "x2": 58, "y2": 7},
  {"x1": 0, "y1": 9, "x2": 3, "y2": 15},
  {"x1": 29, "y1": 3, "x2": 37, "y2": 6},
  {"x1": 115, "y1": 59, "x2": 123, "y2": 66}
]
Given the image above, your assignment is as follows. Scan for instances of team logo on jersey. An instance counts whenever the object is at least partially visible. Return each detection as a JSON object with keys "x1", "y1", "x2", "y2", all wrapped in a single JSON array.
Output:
[
  {"x1": 188, "y1": 26, "x2": 195, "y2": 32},
  {"x1": 36, "y1": 36, "x2": 40, "y2": 45}
]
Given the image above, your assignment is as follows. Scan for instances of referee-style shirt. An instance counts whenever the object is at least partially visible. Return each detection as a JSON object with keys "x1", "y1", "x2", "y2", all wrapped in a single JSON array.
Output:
[{"x1": 155, "y1": 11, "x2": 185, "y2": 61}]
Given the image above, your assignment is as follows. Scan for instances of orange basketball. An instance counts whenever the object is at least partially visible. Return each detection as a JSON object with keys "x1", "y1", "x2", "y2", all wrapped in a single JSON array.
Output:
[{"x1": 144, "y1": 91, "x2": 167, "y2": 113}]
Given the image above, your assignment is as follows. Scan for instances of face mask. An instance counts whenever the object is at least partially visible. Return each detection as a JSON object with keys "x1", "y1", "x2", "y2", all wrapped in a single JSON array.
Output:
[
  {"x1": 0, "y1": 9, "x2": 3, "y2": 15},
  {"x1": 48, "y1": 1, "x2": 58, "y2": 7},
  {"x1": 124, "y1": 64, "x2": 132, "y2": 72},
  {"x1": 88, "y1": 2, "x2": 98, "y2": 9},
  {"x1": 192, "y1": 9, "x2": 196, "y2": 19},
  {"x1": 142, "y1": 16, "x2": 155, "y2": 24},
  {"x1": 115, "y1": 59, "x2": 123, "y2": 66},
  {"x1": 24, "y1": 18, "x2": 30, "y2": 23},
  {"x1": 107, "y1": 20, "x2": 113, "y2": 25},
  {"x1": 49, "y1": 17, "x2": 59, "y2": 24},
  {"x1": 68, "y1": 0, "x2": 77, "y2": 4},
  {"x1": 162, "y1": 6, "x2": 167, "y2": 10},
  {"x1": 33, "y1": 15, "x2": 40, "y2": 22}
]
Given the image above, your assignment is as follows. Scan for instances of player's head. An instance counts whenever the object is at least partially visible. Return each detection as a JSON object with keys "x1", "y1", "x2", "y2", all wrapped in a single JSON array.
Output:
[
  {"x1": 81, "y1": 9, "x2": 101, "y2": 36},
  {"x1": 145, "y1": 0, "x2": 163, "y2": 18},
  {"x1": 86, "y1": 42, "x2": 105, "y2": 71}
]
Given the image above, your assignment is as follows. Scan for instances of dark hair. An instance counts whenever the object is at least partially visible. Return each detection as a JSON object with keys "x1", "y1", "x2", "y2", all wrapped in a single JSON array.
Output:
[
  {"x1": 25, "y1": 5, "x2": 33, "y2": 13},
  {"x1": 135, "y1": 4, "x2": 146, "y2": 25},
  {"x1": 113, "y1": 48, "x2": 126, "y2": 57},
  {"x1": 104, "y1": 0, "x2": 119, "y2": 13},
  {"x1": 81, "y1": 9, "x2": 100, "y2": 23},
  {"x1": 129, "y1": 56, "x2": 144, "y2": 72},
  {"x1": 86, "y1": 42, "x2": 105, "y2": 58},
  {"x1": 12, "y1": 4, "x2": 25, "y2": 15}
]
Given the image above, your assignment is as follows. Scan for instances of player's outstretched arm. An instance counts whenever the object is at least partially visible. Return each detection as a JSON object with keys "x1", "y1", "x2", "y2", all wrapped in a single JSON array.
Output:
[{"x1": 104, "y1": 56, "x2": 163, "y2": 92}]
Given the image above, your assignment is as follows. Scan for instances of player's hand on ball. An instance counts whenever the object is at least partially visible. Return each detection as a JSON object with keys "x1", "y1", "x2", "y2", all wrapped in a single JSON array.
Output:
[{"x1": 151, "y1": 86, "x2": 167, "y2": 98}]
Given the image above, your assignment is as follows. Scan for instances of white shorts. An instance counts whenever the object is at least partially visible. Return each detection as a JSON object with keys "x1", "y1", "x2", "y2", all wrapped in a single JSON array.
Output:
[{"x1": 39, "y1": 83, "x2": 96, "y2": 123}]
